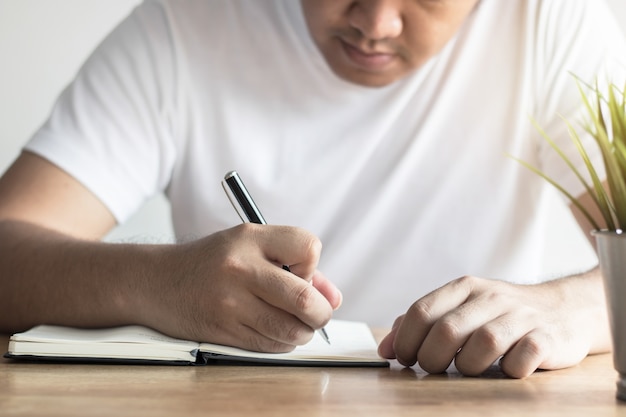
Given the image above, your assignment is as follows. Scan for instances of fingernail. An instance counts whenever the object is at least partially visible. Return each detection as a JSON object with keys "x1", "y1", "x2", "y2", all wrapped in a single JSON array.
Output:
[{"x1": 334, "y1": 290, "x2": 343, "y2": 310}]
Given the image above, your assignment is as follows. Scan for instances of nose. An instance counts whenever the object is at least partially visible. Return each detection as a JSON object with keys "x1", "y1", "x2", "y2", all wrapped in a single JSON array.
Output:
[{"x1": 347, "y1": 1, "x2": 403, "y2": 41}]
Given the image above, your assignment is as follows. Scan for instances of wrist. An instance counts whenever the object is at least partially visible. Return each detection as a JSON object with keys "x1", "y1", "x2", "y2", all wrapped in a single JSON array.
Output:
[
  {"x1": 545, "y1": 269, "x2": 611, "y2": 354},
  {"x1": 108, "y1": 241, "x2": 177, "y2": 329}
]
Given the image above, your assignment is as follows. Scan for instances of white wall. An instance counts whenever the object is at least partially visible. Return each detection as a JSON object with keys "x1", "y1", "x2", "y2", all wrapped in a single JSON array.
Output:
[
  {"x1": 1, "y1": 0, "x2": 626, "y2": 248},
  {"x1": 0, "y1": 0, "x2": 171, "y2": 242}
]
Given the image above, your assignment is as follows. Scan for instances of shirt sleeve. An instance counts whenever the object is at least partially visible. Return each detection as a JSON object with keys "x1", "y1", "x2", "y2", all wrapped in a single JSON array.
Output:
[
  {"x1": 24, "y1": 0, "x2": 179, "y2": 223},
  {"x1": 532, "y1": 0, "x2": 626, "y2": 199}
]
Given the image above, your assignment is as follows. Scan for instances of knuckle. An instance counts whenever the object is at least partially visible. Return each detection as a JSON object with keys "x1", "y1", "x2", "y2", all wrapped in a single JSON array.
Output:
[
  {"x1": 450, "y1": 275, "x2": 491, "y2": 294},
  {"x1": 483, "y1": 290, "x2": 509, "y2": 305},
  {"x1": 473, "y1": 327, "x2": 505, "y2": 354},
  {"x1": 290, "y1": 230, "x2": 322, "y2": 276},
  {"x1": 293, "y1": 284, "x2": 317, "y2": 313},
  {"x1": 219, "y1": 293, "x2": 238, "y2": 310},
  {"x1": 453, "y1": 275, "x2": 478, "y2": 288},
  {"x1": 517, "y1": 334, "x2": 547, "y2": 359},
  {"x1": 211, "y1": 295, "x2": 239, "y2": 322},
  {"x1": 285, "y1": 323, "x2": 314, "y2": 345},
  {"x1": 407, "y1": 300, "x2": 434, "y2": 325},
  {"x1": 434, "y1": 317, "x2": 462, "y2": 342},
  {"x1": 303, "y1": 233, "x2": 322, "y2": 259},
  {"x1": 234, "y1": 222, "x2": 257, "y2": 235},
  {"x1": 500, "y1": 334, "x2": 549, "y2": 378},
  {"x1": 290, "y1": 284, "x2": 331, "y2": 329},
  {"x1": 220, "y1": 252, "x2": 247, "y2": 276}
]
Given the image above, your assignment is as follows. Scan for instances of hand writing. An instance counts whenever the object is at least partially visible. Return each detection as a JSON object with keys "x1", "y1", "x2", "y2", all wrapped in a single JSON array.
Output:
[{"x1": 139, "y1": 223, "x2": 342, "y2": 352}]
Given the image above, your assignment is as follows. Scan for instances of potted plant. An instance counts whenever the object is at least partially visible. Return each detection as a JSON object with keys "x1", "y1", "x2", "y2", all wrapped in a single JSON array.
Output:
[{"x1": 514, "y1": 78, "x2": 626, "y2": 401}]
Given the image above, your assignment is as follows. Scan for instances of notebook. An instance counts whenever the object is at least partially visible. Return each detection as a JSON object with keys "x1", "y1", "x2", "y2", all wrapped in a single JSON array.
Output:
[{"x1": 5, "y1": 319, "x2": 389, "y2": 367}]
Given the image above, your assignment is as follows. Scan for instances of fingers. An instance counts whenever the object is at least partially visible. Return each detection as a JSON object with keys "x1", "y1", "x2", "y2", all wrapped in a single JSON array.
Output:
[
  {"x1": 228, "y1": 296, "x2": 316, "y2": 352},
  {"x1": 392, "y1": 277, "x2": 475, "y2": 367},
  {"x1": 211, "y1": 325, "x2": 303, "y2": 353},
  {"x1": 250, "y1": 266, "x2": 333, "y2": 331},
  {"x1": 499, "y1": 330, "x2": 551, "y2": 378},
  {"x1": 195, "y1": 278, "x2": 318, "y2": 352},
  {"x1": 498, "y1": 327, "x2": 587, "y2": 378},
  {"x1": 377, "y1": 315, "x2": 404, "y2": 359},
  {"x1": 160, "y1": 224, "x2": 337, "y2": 353},
  {"x1": 245, "y1": 224, "x2": 335, "y2": 328},
  {"x1": 252, "y1": 224, "x2": 322, "y2": 282},
  {"x1": 225, "y1": 224, "x2": 335, "y2": 333},
  {"x1": 453, "y1": 312, "x2": 534, "y2": 376},
  {"x1": 311, "y1": 270, "x2": 343, "y2": 310},
  {"x1": 386, "y1": 276, "x2": 578, "y2": 378}
]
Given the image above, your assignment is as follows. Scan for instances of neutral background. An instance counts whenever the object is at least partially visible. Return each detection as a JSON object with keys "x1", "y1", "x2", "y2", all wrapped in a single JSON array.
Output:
[{"x1": 1, "y1": 0, "x2": 626, "y2": 270}]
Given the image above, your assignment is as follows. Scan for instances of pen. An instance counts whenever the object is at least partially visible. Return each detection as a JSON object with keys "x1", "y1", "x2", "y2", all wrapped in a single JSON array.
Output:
[{"x1": 222, "y1": 170, "x2": 331, "y2": 345}]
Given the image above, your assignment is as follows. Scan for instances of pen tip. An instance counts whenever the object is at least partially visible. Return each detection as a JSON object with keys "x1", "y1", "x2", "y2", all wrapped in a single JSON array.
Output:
[{"x1": 319, "y1": 328, "x2": 330, "y2": 345}]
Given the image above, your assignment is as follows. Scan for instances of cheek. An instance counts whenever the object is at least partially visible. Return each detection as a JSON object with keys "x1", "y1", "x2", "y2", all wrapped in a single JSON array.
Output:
[
  {"x1": 402, "y1": 11, "x2": 471, "y2": 60},
  {"x1": 403, "y1": 0, "x2": 479, "y2": 49},
  {"x1": 412, "y1": 32, "x2": 451, "y2": 57}
]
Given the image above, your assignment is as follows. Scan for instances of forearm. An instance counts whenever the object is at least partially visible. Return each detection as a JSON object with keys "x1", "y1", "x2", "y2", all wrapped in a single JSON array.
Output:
[{"x1": 0, "y1": 219, "x2": 168, "y2": 333}]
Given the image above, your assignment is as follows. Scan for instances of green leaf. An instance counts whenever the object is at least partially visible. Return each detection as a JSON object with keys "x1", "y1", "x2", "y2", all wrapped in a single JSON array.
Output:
[
  {"x1": 515, "y1": 76, "x2": 626, "y2": 232},
  {"x1": 508, "y1": 155, "x2": 601, "y2": 230},
  {"x1": 563, "y1": 117, "x2": 615, "y2": 229}
]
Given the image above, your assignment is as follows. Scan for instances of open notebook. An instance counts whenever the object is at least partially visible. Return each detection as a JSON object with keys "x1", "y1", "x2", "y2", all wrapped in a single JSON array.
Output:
[{"x1": 5, "y1": 319, "x2": 389, "y2": 367}]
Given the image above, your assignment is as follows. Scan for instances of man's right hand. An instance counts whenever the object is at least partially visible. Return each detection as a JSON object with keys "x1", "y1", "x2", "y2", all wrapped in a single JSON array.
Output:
[
  {"x1": 140, "y1": 223, "x2": 342, "y2": 352},
  {"x1": 0, "y1": 152, "x2": 341, "y2": 352}
]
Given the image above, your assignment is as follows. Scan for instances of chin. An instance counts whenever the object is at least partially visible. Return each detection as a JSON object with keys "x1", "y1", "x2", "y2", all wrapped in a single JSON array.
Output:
[
  {"x1": 333, "y1": 69, "x2": 403, "y2": 88},
  {"x1": 326, "y1": 56, "x2": 412, "y2": 88}
]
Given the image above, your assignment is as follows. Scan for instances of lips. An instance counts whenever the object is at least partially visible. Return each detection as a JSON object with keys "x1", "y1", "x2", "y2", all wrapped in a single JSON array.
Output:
[{"x1": 339, "y1": 39, "x2": 396, "y2": 72}]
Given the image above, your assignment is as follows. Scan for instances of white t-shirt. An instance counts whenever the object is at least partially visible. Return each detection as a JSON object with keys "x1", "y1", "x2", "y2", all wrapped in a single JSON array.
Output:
[{"x1": 26, "y1": 0, "x2": 626, "y2": 326}]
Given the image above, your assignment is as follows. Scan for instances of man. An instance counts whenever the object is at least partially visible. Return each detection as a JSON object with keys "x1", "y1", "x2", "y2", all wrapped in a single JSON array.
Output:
[{"x1": 0, "y1": 0, "x2": 623, "y2": 378}]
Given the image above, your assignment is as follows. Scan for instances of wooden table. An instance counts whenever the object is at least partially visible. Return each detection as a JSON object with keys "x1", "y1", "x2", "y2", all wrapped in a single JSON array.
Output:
[{"x1": 1, "y1": 333, "x2": 625, "y2": 417}]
